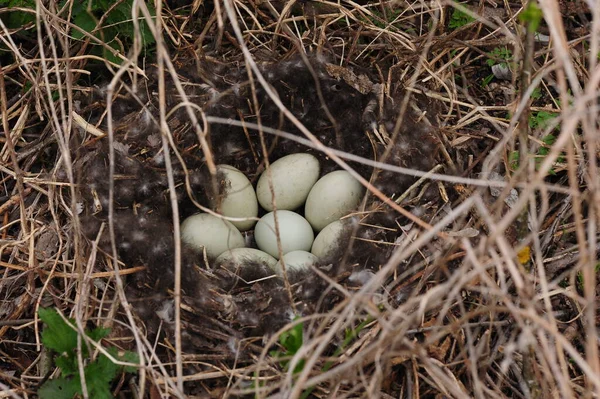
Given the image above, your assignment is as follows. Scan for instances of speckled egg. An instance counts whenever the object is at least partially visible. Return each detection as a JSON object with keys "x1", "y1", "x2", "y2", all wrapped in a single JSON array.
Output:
[
  {"x1": 254, "y1": 210, "x2": 314, "y2": 259},
  {"x1": 181, "y1": 213, "x2": 245, "y2": 258},
  {"x1": 256, "y1": 153, "x2": 320, "y2": 211},
  {"x1": 311, "y1": 219, "x2": 347, "y2": 259},
  {"x1": 304, "y1": 170, "x2": 364, "y2": 231},
  {"x1": 216, "y1": 164, "x2": 258, "y2": 231},
  {"x1": 274, "y1": 250, "x2": 318, "y2": 275}
]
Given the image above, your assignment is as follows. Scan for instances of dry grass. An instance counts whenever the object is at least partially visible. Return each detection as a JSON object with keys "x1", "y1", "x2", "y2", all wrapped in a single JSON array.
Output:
[{"x1": 1, "y1": 0, "x2": 599, "y2": 397}]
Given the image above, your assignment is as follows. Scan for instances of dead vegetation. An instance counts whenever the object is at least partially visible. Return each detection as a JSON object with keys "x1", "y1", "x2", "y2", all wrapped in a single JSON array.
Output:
[{"x1": 1, "y1": 0, "x2": 599, "y2": 397}]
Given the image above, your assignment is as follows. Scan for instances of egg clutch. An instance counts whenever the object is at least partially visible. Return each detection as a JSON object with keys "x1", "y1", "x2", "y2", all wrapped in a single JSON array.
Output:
[{"x1": 180, "y1": 153, "x2": 365, "y2": 277}]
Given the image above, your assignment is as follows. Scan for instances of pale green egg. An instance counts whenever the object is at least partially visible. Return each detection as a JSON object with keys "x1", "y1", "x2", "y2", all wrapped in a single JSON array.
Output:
[
  {"x1": 256, "y1": 153, "x2": 320, "y2": 211},
  {"x1": 181, "y1": 213, "x2": 245, "y2": 258},
  {"x1": 254, "y1": 210, "x2": 314, "y2": 259},
  {"x1": 215, "y1": 248, "x2": 277, "y2": 270},
  {"x1": 305, "y1": 170, "x2": 364, "y2": 231},
  {"x1": 311, "y1": 219, "x2": 347, "y2": 258},
  {"x1": 274, "y1": 250, "x2": 318, "y2": 275},
  {"x1": 216, "y1": 164, "x2": 258, "y2": 231}
]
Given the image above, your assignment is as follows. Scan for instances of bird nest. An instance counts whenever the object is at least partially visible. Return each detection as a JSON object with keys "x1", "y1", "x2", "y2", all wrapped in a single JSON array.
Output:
[
  {"x1": 1, "y1": 0, "x2": 598, "y2": 397},
  {"x1": 75, "y1": 49, "x2": 441, "y2": 366}
]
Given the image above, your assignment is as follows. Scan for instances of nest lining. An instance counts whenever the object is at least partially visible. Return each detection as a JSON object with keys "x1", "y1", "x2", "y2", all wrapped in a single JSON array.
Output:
[{"x1": 74, "y1": 54, "x2": 441, "y2": 349}]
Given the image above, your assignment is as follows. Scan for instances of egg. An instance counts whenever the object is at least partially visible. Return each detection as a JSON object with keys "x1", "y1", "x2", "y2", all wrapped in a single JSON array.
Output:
[
  {"x1": 274, "y1": 250, "x2": 318, "y2": 275},
  {"x1": 256, "y1": 153, "x2": 320, "y2": 211},
  {"x1": 254, "y1": 210, "x2": 314, "y2": 259},
  {"x1": 180, "y1": 213, "x2": 245, "y2": 258},
  {"x1": 311, "y1": 219, "x2": 347, "y2": 258},
  {"x1": 304, "y1": 170, "x2": 365, "y2": 231},
  {"x1": 216, "y1": 164, "x2": 258, "y2": 231},
  {"x1": 215, "y1": 248, "x2": 277, "y2": 270}
]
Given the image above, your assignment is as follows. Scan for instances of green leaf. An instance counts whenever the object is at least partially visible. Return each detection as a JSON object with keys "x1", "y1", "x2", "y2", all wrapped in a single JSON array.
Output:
[
  {"x1": 106, "y1": 3, "x2": 131, "y2": 29},
  {"x1": 102, "y1": 40, "x2": 124, "y2": 65},
  {"x1": 86, "y1": 347, "x2": 138, "y2": 397},
  {"x1": 529, "y1": 110, "x2": 558, "y2": 130},
  {"x1": 55, "y1": 355, "x2": 78, "y2": 376},
  {"x1": 449, "y1": 6, "x2": 475, "y2": 30},
  {"x1": 519, "y1": 1, "x2": 543, "y2": 32},
  {"x1": 4, "y1": 10, "x2": 35, "y2": 29},
  {"x1": 95, "y1": 349, "x2": 121, "y2": 379},
  {"x1": 481, "y1": 74, "x2": 494, "y2": 87},
  {"x1": 39, "y1": 308, "x2": 137, "y2": 399},
  {"x1": 7, "y1": 0, "x2": 34, "y2": 7},
  {"x1": 88, "y1": 326, "x2": 111, "y2": 342},
  {"x1": 270, "y1": 318, "x2": 306, "y2": 373},
  {"x1": 3, "y1": 0, "x2": 36, "y2": 28},
  {"x1": 95, "y1": 0, "x2": 113, "y2": 9},
  {"x1": 541, "y1": 134, "x2": 556, "y2": 146},
  {"x1": 72, "y1": 11, "x2": 98, "y2": 40},
  {"x1": 119, "y1": 350, "x2": 140, "y2": 373},
  {"x1": 85, "y1": 356, "x2": 119, "y2": 399},
  {"x1": 280, "y1": 321, "x2": 303, "y2": 353},
  {"x1": 22, "y1": 81, "x2": 33, "y2": 94},
  {"x1": 38, "y1": 377, "x2": 80, "y2": 399},
  {"x1": 487, "y1": 47, "x2": 512, "y2": 67},
  {"x1": 87, "y1": 383, "x2": 114, "y2": 399},
  {"x1": 104, "y1": 0, "x2": 156, "y2": 46},
  {"x1": 39, "y1": 308, "x2": 78, "y2": 355}
]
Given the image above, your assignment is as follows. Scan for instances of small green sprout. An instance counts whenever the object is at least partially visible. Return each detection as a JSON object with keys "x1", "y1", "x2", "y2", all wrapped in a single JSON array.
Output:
[
  {"x1": 0, "y1": 0, "x2": 156, "y2": 63},
  {"x1": 270, "y1": 318, "x2": 305, "y2": 374},
  {"x1": 482, "y1": 73, "x2": 495, "y2": 87},
  {"x1": 510, "y1": 111, "x2": 564, "y2": 174},
  {"x1": 486, "y1": 47, "x2": 513, "y2": 68},
  {"x1": 518, "y1": 1, "x2": 543, "y2": 32},
  {"x1": 449, "y1": 7, "x2": 475, "y2": 30},
  {"x1": 38, "y1": 308, "x2": 138, "y2": 399},
  {"x1": 530, "y1": 87, "x2": 543, "y2": 101},
  {"x1": 269, "y1": 315, "x2": 375, "y2": 399},
  {"x1": 576, "y1": 263, "x2": 600, "y2": 291}
]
